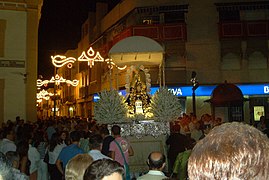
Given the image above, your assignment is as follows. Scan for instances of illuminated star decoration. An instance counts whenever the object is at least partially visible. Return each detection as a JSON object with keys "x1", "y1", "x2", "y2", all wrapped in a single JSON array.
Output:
[{"x1": 78, "y1": 47, "x2": 104, "y2": 68}]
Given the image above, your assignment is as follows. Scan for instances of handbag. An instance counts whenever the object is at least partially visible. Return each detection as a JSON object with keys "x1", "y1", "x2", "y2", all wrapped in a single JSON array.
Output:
[
  {"x1": 43, "y1": 150, "x2": 49, "y2": 164},
  {"x1": 114, "y1": 140, "x2": 131, "y2": 180}
]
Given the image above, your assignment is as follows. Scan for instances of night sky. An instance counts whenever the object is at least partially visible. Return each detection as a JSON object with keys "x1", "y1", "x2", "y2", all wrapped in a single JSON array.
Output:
[
  {"x1": 38, "y1": 0, "x2": 121, "y2": 79},
  {"x1": 38, "y1": 0, "x2": 93, "y2": 79}
]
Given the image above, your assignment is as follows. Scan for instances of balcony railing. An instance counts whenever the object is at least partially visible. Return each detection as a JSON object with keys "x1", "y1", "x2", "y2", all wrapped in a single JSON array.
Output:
[
  {"x1": 96, "y1": 23, "x2": 187, "y2": 56},
  {"x1": 111, "y1": 23, "x2": 187, "y2": 46},
  {"x1": 219, "y1": 20, "x2": 269, "y2": 39}
]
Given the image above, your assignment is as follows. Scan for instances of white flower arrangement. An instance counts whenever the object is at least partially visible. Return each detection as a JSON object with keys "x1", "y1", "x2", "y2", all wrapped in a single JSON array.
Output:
[
  {"x1": 150, "y1": 87, "x2": 182, "y2": 122},
  {"x1": 94, "y1": 90, "x2": 128, "y2": 124}
]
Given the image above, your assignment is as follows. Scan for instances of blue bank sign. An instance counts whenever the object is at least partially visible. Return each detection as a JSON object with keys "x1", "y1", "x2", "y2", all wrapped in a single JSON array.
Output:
[{"x1": 93, "y1": 84, "x2": 269, "y2": 102}]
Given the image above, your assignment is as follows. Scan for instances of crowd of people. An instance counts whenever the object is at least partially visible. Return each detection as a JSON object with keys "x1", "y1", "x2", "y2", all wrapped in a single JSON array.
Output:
[
  {"x1": 0, "y1": 116, "x2": 135, "y2": 180},
  {"x1": 0, "y1": 114, "x2": 269, "y2": 180}
]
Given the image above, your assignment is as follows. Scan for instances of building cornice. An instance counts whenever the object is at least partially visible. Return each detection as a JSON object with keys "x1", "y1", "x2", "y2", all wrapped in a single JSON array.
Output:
[{"x1": 0, "y1": 1, "x2": 27, "y2": 11}]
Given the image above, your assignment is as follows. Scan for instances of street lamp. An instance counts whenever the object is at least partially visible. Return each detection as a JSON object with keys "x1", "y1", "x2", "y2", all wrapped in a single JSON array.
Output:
[{"x1": 191, "y1": 71, "x2": 199, "y2": 116}]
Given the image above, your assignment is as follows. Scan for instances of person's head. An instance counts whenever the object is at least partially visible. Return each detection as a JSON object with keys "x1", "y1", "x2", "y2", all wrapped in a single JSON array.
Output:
[
  {"x1": 83, "y1": 159, "x2": 124, "y2": 180},
  {"x1": 65, "y1": 154, "x2": 93, "y2": 180},
  {"x1": 260, "y1": 115, "x2": 265, "y2": 123},
  {"x1": 147, "y1": 151, "x2": 166, "y2": 171},
  {"x1": 5, "y1": 151, "x2": 20, "y2": 169},
  {"x1": 100, "y1": 127, "x2": 110, "y2": 138},
  {"x1": 2, "y1": 127, "x2": 15, "y2": 141},
  {"x1": 60, "y1": 131, "x2": 68, "y2": 141},
  {"x1": 188, "y1": 122, "x2": 269, "y2": 180},
  {"x1": 111, "y1": 125, "x2": 121, "y2": 136},
  {"x1": 15, "y1": 116, "x2": 20, "y2": 123},
  {"x1": 89, "y1": 134, "x2": 103, "y2": 150},
  {"x1": 0, "y1": 153, "x2": 12, "y2": 180},
  {"x1": 171, "y1": 124, "x2": 181, "y2": 133},
  {"x1": 70, "y1": 130, "x2": 81, "y2": 142}
]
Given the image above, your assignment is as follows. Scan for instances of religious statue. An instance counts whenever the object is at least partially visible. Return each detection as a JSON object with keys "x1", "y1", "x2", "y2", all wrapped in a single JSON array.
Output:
[{"x1": 126, "y1": 70, "x2": 150, "y2": 115}]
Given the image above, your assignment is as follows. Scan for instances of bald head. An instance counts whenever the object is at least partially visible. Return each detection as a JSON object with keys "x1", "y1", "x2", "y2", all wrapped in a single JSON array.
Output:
[{"x1": 147, "y1": 151, "x2": 166, "y2": 170}]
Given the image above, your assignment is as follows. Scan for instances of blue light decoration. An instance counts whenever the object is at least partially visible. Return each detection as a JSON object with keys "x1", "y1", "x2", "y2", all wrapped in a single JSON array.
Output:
[{"x1": 93, "y1": 84, "x2": 269, "y2": 102}]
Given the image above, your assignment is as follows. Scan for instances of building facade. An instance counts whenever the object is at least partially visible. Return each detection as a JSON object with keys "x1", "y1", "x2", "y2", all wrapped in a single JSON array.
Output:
[
  {"x1": 0, "y1": 0, "x2": 43, "y2": 123},
  {"x1": 56, "y1": 0, "x2": 269, "y2": 124}
]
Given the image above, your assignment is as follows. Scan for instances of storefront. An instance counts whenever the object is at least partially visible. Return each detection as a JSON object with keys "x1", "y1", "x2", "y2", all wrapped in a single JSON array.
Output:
[{"x1": 93, "y1": 83, "x2": 269, "y2": 124}]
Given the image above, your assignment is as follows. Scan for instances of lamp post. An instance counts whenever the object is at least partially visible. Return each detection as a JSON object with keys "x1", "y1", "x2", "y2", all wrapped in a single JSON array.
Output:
[{"x1": 191, "y1": 71, "x2": 199, "y2": 116}]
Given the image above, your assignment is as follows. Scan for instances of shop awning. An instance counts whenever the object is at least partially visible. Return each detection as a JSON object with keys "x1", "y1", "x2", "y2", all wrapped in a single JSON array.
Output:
[
  {"x1": 108, "y1": 36, "x2": 164, "y2": 66},
  {"x1": 205, "y1": 81, "x2": 248, "y2": 107}
]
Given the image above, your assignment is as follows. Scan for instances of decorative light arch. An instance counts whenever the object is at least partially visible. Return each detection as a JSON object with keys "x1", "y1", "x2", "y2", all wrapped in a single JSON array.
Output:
[
  {"x1": 37, "y1": 89, "x2": 54, "y2": 102},
  {"x1": 51, "y1": 47, "x2": 126, "y2": 70},
  {"x1": 78, "y1": 47, "x2": 104, "y2": 68},
  {"x1": 51, "y1": 55, "x2": 76, "y2": 68},
  {"x1": 37, "y1": 74, "x2": 79, "y2": 87}
]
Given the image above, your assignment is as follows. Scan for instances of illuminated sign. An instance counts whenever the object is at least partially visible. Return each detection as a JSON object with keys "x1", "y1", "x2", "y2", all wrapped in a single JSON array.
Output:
[
  {"x1": 93, "y1": 84, "x2": 269, "y2": 102},
  {"x1": 264, "y1": 86, "x2": 269, "y2": 93}
]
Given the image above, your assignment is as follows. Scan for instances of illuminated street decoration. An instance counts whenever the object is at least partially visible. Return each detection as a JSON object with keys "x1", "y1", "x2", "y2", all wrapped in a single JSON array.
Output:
[
  {"x1": 37, "y1": 74, "x2": 79, "y2": 87},
  {"x1": 105, "y1": 58, "x2": 127, "y2": 70},
  {"x1": 37, "y1": 79, "x2": 44, "y2": 87},
  {"x1": 50, "y1": 74, "x2": 66, "y2": 86},
  {"x1": 66, "y1": 79, "x2": 79, "y2": 86},
  {"x1": 51, "y1": 55, "x2": 76, "y2": 68},
  {"x1": 37, "y1": 89, "x2": 54, "y2": 101},
  {"x1": 50, "y1": 47, "x2": 125, "y2": 70},
  {"x1": 78, "y1": 47, "x2": 104, "y2": 68}
]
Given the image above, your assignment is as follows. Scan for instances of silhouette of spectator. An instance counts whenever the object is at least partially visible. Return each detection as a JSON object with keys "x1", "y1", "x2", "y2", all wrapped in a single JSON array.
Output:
[
  {"x1": 0, "y1": 152, "x2": 13, "y2": 179},
  {"x1": 65, "y1": 154, "x2": 93, "y2": 180},
  {"x1": 109, "y1": 125, "x2": 134, "y2": 179},
  {"x1": 0, "y1": 127, "x2": 16, "y2": 154},
  {"x1": 6, "y1": 151, "x2": 29, "y2": 179},
  {"x1": 100, "y1": 126, "x2": 114, "y2": 157},
  {"x1": 48, "y1": 133, "x2": 66, "y2": 180},
  {"x1": 188, "y1": 122, "x2": 269, "y2": 180},
  {"x1": 56, "y1": 130, "x2": 83, "y2": 175},
  {"x1": 88, "y1": 134, "x2": 111, "y2": 161},
  {"x1": 137, "y1": 151, "x2": 167, "y2": 180},
  {"x1": 83, "y1": 158, "x2": 124, "y2": 180},
  {"x1": 16, "y1": 140, "x2": 30, "y2": 176},
  {"x1": 166, "y1": 124, "x2": 194, "y2": 173}
]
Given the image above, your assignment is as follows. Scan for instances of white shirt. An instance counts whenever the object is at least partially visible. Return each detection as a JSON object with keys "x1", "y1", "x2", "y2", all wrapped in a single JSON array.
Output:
[
  {"x1": 137, "y1": 170, "x2": 167, "y2": 180},
  {"x1": 0, "y1": 138, "x2": 16, "y2": 154},
  {"x1": 12, "y1": 168, "x2": 29, "y2": 180},
  {"x1": 88, "y1": 149, "x2": 111, "y2": 161},
  {"x1": 48, "y1": 143, "x2": 66, "y2": 164},
  {"x1": 28, "y1": 144, "x2": 41, "y2": 174}
]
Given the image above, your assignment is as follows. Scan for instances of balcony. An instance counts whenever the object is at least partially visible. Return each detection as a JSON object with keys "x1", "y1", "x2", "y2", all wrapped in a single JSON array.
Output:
[
  {"x1": 219, "y1": 20, "x2": 269, "y2": 39},
  {"x1": 63, "y1": 96, "x2": 75, "y2": 104},
  {"x1": 112, "y1": 23, "x2": 187, "y2": 46},
  {"x1": 79, "y1": 87, "x2": 88, "y2": 99}
]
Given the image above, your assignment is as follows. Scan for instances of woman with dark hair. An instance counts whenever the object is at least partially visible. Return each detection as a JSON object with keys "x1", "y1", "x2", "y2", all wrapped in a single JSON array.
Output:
[
  {"x1": 59, "y1": 130, "x2": 69, "y2": 146},
  {"x1": 33, "y1": 130, "x2": 48, "y2": 180},
  {"x1": 47, "y1": 132, "x2": 66, "y2": 180},
  {"x1": 16, "y1": 140, "x2": 30, "y2": 176}
]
